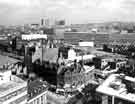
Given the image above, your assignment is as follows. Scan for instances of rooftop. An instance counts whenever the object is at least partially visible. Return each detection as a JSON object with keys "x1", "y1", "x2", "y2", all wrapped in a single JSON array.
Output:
[
  {"x1": 96, "y1": 74, "x2": 135, "y2": 102},
  {"x1": 28, "y1": 80, "x2": 49, "y2": 100},
  {"x1": 0, "y1": 55, "x2": 19, "y2": 72},
  {"x1": 0, "y1": 75, "x2": 27, "y2": 97},
  {"x1": 93, "y1": 51, "x2": 127, "y2": 60}
]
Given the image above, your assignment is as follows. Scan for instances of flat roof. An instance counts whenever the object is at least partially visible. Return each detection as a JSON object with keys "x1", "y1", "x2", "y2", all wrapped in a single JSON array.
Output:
[
  {"x1": 0, "y1": 81, "x2": 23, "y2": 92},
  {"x1": 96, "y1": 74, "x2": 135, "y2": 102},
  {"x1": 93, "y1": 51, "x2": 126, "y2": 59},
  {"x1": 0, "y1": 55, "x2": 19, "y2": 67},
  {"x1": 0, "y1": 76, "x2": 27, "y2": 97}
]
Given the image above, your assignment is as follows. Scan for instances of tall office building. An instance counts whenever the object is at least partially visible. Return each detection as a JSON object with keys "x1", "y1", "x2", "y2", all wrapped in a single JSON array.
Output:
[
  {"x1": 41, "y1": 19, "x2": 44, "y2": 26},
  {"x1": 45, "y1": 19, "x2": 50, "y2": 27}
]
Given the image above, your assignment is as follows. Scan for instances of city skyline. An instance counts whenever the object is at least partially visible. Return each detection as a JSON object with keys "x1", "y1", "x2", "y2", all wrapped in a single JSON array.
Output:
[{"x1": 0, "y1": 0, "x2": 135, "y2": 25}]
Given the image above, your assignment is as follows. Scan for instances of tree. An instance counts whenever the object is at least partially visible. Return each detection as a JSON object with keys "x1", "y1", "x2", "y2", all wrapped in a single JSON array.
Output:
[
  {"x1": 128, "y1": 45, "x2": 135, "y2": 53},
  {"x1": 103, "y1": 44, "x2": 108, "y2": 51},
  {"x1": 82, "y1": 84, "x2": 99, "y2": 103}
]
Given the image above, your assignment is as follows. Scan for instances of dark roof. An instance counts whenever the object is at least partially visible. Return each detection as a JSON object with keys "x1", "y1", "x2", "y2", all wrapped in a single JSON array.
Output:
[
  {"x1": 67, "y1": 92, "x2": 84, "y2": 104},
  {"x1": 28, "y1": 80, "x2": 49, "y2": 100}
]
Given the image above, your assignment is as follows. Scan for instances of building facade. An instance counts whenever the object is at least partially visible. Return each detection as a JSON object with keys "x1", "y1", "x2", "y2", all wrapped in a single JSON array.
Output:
[
  {"x1": 27, "y1": 91, "x2": 47, "y2": 104},
  {"x1": 0, "y1": 75, "x2": 27, "y2": 104}
]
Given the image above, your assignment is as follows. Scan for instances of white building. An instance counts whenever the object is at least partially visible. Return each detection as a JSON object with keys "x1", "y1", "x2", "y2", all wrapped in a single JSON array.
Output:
[
  {"x1": 22, "y1": 34, "x2": 47, "y2": 41},
  {"x1": 96, "y1": 74, "x2": 135, "y2": 104},
  {"x1": 0, "y1": 71, "x2": 27, "y2": 104},
  {"x1": 78, "y1": 41, "x2": 94, "y2": 47},
  {"x1": 68, "y1": 48, "x2": 76, "y2": 60},
  {"x1": 27, "y1": 91, "x2": 47, "y2": 104},
  {"x1": 0, "y1": 55, "x2": 27, "y2": 104}
]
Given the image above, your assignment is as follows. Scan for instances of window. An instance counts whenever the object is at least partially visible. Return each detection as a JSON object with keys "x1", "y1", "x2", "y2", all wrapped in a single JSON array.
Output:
[
  {"x1": 41, "y1": 95, "x2": 43, "y2": 104},
  {"x1": 117, "y1": 64, "x2": 119, "y2": 68},
  {"x1": 37, "y1": 98, "x2": 39, "y2": 104},
  {"x1": 6, "y1": 92, "x2": 17, "y2": 100},
  {"x1": 34, "y1": 100, "x2": 37, "y2": 104},
  {"x1": 108, "y1": 96, "x2": 112, "y2": 104}
]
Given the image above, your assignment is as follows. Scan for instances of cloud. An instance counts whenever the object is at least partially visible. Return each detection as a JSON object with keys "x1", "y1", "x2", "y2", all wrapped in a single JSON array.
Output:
[
  {"x1": 0, "y1": 0, "x2": 40, "y2": 7},
  {"x1": 0, "y1": 0, "x2": 135, "y2": 25}
]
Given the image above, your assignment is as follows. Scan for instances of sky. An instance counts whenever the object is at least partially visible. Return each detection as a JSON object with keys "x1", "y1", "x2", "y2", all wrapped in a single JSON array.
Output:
[{"x1": 0, "y1": 0, "x2": 135, "y2": 25}]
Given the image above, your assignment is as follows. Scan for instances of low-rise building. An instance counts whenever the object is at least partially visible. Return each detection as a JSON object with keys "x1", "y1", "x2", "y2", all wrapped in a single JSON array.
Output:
[
  {"x1": 93, "y1": 54, "x2": 127, "y2": 80},
  {"x1": 0, "y1": 71, "x2": 27, "y2": 104},
  {"x1": 0, "y1": 54, "x2": 28, "y2": 104},
  {"x1": 57, "y1": 63, "x2": 96, "y2": 93},
  {"x1": 93, "y1": 56, "x2": 114, "y2": 69},
  {"x1": 96, "y1": 74, "x2": 135, "y2": 104},
  {"x1": 27, "y1": 80, "x2": 49, "y2": 104}
]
